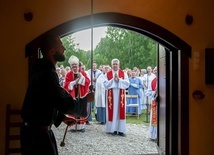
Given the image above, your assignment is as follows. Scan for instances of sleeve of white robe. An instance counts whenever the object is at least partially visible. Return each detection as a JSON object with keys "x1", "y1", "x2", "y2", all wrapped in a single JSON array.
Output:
[
  {"x1": 68, "y1": 73, "x2": 86, "y2": 90},
  {"x1": 117, "y1": 73, "x2": 130, "y2": 89},
  {"x1": 77, "y1": 73, "x2": 86, "y2": 86},
  {"x1": 145, "y1": 89, "x2": 156, "y2": 99},
  {"x1": 68, "y1": 81, "x2": 76, "y2": 90}
]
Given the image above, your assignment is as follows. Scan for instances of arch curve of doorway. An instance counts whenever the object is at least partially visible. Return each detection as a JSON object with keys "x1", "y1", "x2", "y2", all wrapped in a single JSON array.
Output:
[
  {"x1": 26, "y1": 12, "x2": 191, "y2": 57},
  {"x1": 25, "y1": 12, "x2": 190, "y2": 155}
]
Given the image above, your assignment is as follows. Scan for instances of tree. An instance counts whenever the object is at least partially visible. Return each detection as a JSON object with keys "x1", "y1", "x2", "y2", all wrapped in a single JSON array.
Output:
[
  {"x1": 94, "y1": 27, "x2": 157, "y2": 69},
  {"x1": 60, "y1": 26, "x2": 157, "y2": 70}
]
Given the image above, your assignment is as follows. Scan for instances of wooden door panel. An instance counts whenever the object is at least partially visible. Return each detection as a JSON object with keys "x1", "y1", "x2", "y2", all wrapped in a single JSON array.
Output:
[{"x1": 157, "y1": 44, "x2": 167, "y2": 154}]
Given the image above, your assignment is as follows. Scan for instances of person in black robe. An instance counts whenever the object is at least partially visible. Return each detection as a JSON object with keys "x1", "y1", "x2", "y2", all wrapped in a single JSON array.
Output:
[{"x1": 20, "y1": 34, "x2": 78, "y2": 155}]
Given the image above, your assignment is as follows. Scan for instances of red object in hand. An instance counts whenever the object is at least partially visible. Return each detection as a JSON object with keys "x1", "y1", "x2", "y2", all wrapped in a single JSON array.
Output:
[
  {"x1": 86, "y1": 92, "x2": 94, "y2": 103},
  {"x1": 63, "y1": 117, "x2": 76, "y2": 126}
]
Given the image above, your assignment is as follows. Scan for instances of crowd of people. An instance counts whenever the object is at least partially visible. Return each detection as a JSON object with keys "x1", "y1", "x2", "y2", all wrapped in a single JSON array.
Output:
[
  {"x1": 20, "y1": 34, "x2": 158, "y2": 155},
  {"x1": 55, "y1": 57, "x2": 158, "y2": 140}
]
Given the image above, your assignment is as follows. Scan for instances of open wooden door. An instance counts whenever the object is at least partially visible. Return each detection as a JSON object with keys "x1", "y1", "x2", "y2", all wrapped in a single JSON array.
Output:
[{"x1": 157, "y1": 44, "x2": 172, "y2": 155}]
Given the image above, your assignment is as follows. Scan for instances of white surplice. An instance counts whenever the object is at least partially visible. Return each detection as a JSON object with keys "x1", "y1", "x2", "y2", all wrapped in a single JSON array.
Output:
[
  {"x1": 95, "y1": 73, "x2": 107, "y2": 123},
  {"x1": 103, "y1": 70, "x2": 130, "y2": 133},
  {"x1": 95, "y1": 73, "x2": 106, "y2": 108}
]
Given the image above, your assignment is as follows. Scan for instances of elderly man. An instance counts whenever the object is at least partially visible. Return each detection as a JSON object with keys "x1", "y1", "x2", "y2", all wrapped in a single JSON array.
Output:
[
  {"x1": 103, "y1": 58, "x2": 130, "y2": 136},
  {"x1": 63, "y1": 55, "x2": 90, "y2": 132}
]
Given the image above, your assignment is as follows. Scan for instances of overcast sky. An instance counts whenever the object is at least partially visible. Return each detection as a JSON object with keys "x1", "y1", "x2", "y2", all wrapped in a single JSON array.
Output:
[{"x1": 72, "y1": 26, "x2": 107, "y2": 51}]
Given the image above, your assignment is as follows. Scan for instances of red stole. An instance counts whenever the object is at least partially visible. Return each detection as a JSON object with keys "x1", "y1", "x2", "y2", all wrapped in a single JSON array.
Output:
[
  {"x1": 151, "y1": 77, "x2": 157, "y2": 126},
  {"x1": 151, "y1": 77, "x2": 157, "y2": 91},
  {"x1": 106, "y1": 70, "x2": 125, "y2": 121}
]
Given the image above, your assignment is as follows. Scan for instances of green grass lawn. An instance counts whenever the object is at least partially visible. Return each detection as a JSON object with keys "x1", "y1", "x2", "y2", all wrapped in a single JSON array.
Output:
[
  {"x1": 91, "y1": 109, "x2": 150, "y2": 126},
  {"x1": 126, "y1": 109, "x2": 150, "y2": 126}
]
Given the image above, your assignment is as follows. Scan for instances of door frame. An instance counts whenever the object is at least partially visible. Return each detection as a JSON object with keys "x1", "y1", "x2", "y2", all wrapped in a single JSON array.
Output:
[{"x1": 25, "y1": 12, "x2": 190, "y2": 155}]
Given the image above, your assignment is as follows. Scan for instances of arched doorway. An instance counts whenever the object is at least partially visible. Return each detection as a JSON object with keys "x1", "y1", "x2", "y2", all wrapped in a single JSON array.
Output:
[{"x1": 25, "y1": 12, "x2": 190, "y2": 155}]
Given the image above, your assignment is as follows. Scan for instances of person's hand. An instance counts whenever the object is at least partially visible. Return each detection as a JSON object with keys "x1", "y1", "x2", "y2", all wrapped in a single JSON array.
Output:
[
  {"x1": 114, "y1": 73, "x2": 119, "y2": 81},
  {"x1": 75, "y1": 78, "x2": 80, "y2": 84},
  {"x1": 77, "y1": 72, "x2": 82, "y2": 78},
  {"x1": 87, "y1": 92, "x2": 94, "y2": 103},
  {"x1": 93, "y1": 78, "x2": 97, "y2": 82},
  {"x1": 63, "y1": 117, "x2": 76, "y2": 126}
]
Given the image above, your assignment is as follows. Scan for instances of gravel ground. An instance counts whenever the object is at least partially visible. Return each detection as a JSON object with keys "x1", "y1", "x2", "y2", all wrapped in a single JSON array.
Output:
[{"x1": 52, "y1": 121, "x2": 158, "y2": 155}]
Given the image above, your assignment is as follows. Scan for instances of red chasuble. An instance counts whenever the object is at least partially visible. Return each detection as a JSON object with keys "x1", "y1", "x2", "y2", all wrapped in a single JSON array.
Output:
[
  {"x1": 151, "y1": 77, "x2": 157, "y2": 126},
  {"x1": 106, "y1": 70, "x2": 125, "y2": 121},
  {"x1": 63, "y1": 70, "x2": 90, "y2": 98},
  {"x1": 63, "y1": 70, "x2": 90, "y2": 124}
]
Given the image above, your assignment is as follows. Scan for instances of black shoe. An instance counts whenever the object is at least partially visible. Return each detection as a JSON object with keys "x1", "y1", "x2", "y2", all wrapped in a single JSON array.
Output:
[
  {"x1": 86, "y1": 121, "x2": 90, "y2": 125},
  {"x1": 70, "y1": 129, "x2": 85, "y2": 132},
  {"x1": 80, "y1": 128, "x2": 85, "y2": 132},
  {"x1": 111, "y1": 131, "x2": 117, "y2": 135},
  {"x1": 69, "y1": 129, "x2": 76, "y2": 132},
  {"x1": 150, "y1": 138, "x2": 157, "y2": 142},
  {"x1": 118, "y1": 132, "x2": 126, "y2": 137},
  {"x1": 100, "y1": 122, "x2": 105, "y2": 125}
]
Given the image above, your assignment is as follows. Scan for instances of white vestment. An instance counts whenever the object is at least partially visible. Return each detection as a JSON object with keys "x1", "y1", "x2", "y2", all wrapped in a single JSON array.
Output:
[
  {"x1": 103, "y1": 70, "x2": 130, "y2": 133},
  {"x1": 144, "y1": 73, "x2": 156, "y2": 105},
  {"x1": 145, "y1": 79, "x2": 158, "y2": 140},
  {"x1": 95, "y1": 73, "x2": 106, "y2": 108}
]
